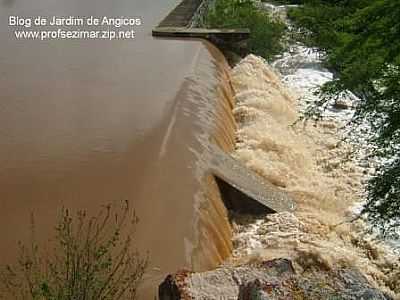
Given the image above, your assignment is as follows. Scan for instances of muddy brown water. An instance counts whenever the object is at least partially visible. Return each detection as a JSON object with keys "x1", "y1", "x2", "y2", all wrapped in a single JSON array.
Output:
[{"x1": 0, "y1": 0, "x2": 235, "y2": 298}]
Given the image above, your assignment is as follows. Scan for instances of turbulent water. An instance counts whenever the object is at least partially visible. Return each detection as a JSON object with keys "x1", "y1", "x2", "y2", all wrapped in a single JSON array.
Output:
[
  {"x1": 2, "y1": 0, "x2": 399, "y2": 297},
  {"x1": 266, "y1": 2, "x2": 400, "y2": 251},
  {"x1": 0, "y1": 0, "x2": 239, "y2": 297},
  {"x1": 227, "y1": 3, "x2": 400, "y2": 297}
]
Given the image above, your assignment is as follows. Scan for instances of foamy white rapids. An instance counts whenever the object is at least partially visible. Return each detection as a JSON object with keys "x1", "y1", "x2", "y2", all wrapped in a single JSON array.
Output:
[
  {"x1": 230, "y1": 54, "x2": 400, "y2": 297},
  {"x1": 268, "y1": 5, "x2": 400, "y2": 249}
]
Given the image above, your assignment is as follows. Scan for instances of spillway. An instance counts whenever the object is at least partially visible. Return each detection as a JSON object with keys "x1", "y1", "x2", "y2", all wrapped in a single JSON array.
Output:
[
  {"x1": 0, "y1": 0, "x2": 240, "y2": 297},
  {"x1": 0, "y1": 0, "x2": 298, "y2": 297}
]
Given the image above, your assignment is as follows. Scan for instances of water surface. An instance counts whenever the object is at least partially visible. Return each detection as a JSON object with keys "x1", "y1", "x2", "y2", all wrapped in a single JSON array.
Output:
[{"x1": 0, "y1": 0, "x2": 228, "y2": 296}]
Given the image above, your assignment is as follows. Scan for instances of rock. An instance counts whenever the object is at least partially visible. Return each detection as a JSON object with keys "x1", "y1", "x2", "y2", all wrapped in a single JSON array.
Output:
[
  {"x1": 159, "y1": 258, "x2": 392, "y2": 300},
  {"x1": 238, "y1": 279, "x2": 270, "y2": 300},
  {"x1": 158, "y1": 275, "x2": 181, "y2": 300},
  {"x1": 321, "y1": 121, "x2": 337, "y2": 129},
  {"x1": 333, "y1": 98, "x2": 353, "y2": 110},
  {"x1": 359, "y1": 160, "x2": 371, "y2": 168},
  {"x1": 158, "y1": 270, "x2": 192, "y2": 300}
]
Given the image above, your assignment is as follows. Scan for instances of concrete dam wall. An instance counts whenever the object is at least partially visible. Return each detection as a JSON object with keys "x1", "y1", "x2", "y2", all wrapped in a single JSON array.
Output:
[
  {"x1": 0, "y1": 0, "x2": 294, "y2": 298},
  {"x1": 152, "y1": 0, "x2": 295, "y2": 272}
]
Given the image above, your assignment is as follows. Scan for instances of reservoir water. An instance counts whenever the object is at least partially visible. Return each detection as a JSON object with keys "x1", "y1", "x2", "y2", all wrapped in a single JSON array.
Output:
[{"x1": 0, "y1": 0, "x2": 235, "y2": 297}]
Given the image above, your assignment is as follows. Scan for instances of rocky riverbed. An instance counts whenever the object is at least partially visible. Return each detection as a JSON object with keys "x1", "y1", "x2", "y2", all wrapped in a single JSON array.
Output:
[{"x1": 159, "y1": 258, "x2": 392, "y2": 300}]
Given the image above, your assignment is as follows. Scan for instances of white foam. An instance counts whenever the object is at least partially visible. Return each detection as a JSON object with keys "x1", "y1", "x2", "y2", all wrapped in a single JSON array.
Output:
[{"x1": 230, "y1": 49, "x2": 399, "y2": 298}]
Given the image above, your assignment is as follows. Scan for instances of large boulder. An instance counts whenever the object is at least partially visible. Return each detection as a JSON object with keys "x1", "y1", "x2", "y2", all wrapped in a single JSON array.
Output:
[{"x1": 159, "y1": 258, "x2": 392, "y2": 300}]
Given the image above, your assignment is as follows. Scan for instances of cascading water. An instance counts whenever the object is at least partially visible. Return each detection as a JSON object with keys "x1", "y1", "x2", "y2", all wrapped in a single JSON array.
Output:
[
  {"x1": 265, "y1": 1, "x2": 400, "y2": 252},
  {"x1": 0, "y1": 0, "x2": 241, "y2": 292},
  {"x1": 173, "y1": 41, "x2": 238, "y2": 272},
  {"x1": 226, "y1": 2, "x2": 400, "y2": 296}
]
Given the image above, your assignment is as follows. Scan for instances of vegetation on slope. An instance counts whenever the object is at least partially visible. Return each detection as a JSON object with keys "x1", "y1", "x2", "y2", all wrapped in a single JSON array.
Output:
[
  {"x1": 205, "y1": 0, "x2": 285, "y2": 60},
  {"x1": 286, "y1": 0, "x2": 400, "y2": 233}
]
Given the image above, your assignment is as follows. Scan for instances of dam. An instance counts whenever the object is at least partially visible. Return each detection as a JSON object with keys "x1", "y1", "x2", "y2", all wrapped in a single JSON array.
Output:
[{"x1": 0, "y1": 0, "x2": 293, "y2": 298}]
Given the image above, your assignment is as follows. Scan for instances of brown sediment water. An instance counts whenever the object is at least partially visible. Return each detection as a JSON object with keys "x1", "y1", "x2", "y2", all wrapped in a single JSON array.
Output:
[
  {"x1": 0, "y1": 0, "x2": 237, "y2": 298},
  {"x1": 229, "y1": 55, "x2": 400, "y2": 297}
]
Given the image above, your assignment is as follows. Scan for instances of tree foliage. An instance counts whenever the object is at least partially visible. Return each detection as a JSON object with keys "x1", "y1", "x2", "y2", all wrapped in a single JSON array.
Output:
[
  {"x1": 288, "y1": 0, "x2": 400, "y2": 232},
  {"x1": 205, "y1": 0, "x2": 285, "y2": 60}
]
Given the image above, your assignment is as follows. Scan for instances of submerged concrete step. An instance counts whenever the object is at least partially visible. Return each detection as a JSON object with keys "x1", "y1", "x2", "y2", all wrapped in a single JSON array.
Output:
[{"x1": 210, "y1": 145, "x2": 295, "y2": 214}]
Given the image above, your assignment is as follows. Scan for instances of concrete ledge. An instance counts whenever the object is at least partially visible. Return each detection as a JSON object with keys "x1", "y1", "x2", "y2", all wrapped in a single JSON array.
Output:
[
  {"x1": 210, "y1": 144, "x2": 295, "y2": 214},
  {"x1": 154, "y1": 0, "x2": 250, "y2": 44},
  {"x1": 152, "y1": 27, "x2": 250, "y2": 41}
]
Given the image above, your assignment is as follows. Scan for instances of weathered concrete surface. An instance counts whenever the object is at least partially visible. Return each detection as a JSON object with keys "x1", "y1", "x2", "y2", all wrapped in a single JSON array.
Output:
[
  {"x1": 210, "y1": 144, "x2": 296, "y2": 214},
  {"x1": 158, "y1": 0, "x2": 203, "y2": 28},
  {"x1": 159, "y1": 258, "x2": 392, "y2": 300}
]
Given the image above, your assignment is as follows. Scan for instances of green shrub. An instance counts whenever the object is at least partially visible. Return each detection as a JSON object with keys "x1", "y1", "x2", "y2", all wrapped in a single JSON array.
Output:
[
  {"x1": 205, "y1": 0, "x2": 285, "y2": 60},
  {"x1": 0, "y1": 202, "x2": 148, "y2": 300}
]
